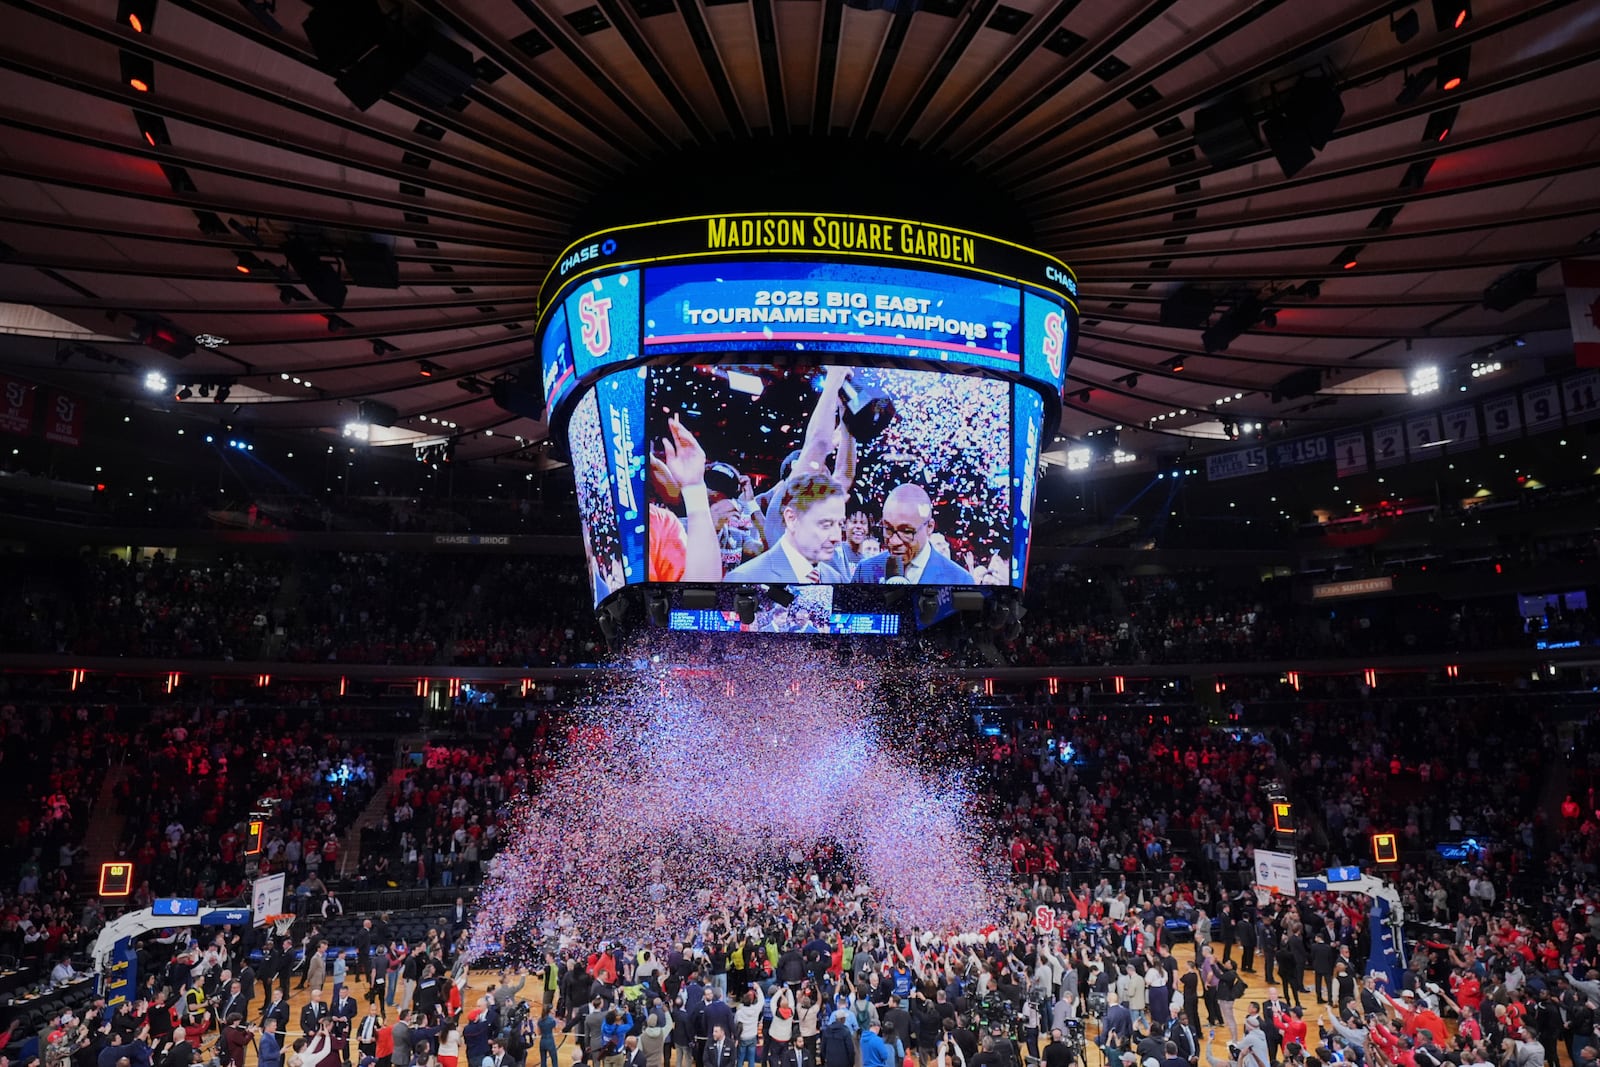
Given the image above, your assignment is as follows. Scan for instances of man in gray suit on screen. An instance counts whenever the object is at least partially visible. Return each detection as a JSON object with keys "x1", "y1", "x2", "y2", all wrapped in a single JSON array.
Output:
[
  {"x1": 724, "y1": 472, "x2": 850, "y2": 584},
  {"x1": 853, "y1": 483, "x2": 976, "y2": 585}
]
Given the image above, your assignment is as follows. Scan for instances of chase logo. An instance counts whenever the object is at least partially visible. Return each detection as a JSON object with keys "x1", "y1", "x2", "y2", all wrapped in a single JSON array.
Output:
[
  {"x1": 1045, "y1": 265, "x2": 1077, "y2": 296},
  {"x1": 558, "y1": 238, "x2": 619, "y2": 277}
]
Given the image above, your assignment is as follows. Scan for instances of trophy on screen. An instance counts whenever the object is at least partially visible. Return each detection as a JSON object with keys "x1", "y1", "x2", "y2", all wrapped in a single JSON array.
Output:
[{"x1": 839, "y1": 370, "x2": 896, "y2": 440}]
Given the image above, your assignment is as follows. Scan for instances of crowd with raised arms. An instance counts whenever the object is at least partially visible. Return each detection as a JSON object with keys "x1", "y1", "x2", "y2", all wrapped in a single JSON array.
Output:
[{"x1": 2, "y1": 675, "x2": 1599, "y2": 1067}]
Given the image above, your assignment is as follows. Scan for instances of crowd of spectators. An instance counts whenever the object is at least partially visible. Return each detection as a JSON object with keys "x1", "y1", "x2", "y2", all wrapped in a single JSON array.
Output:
[
  {"x1": 1, "y1": 555, "x2": 284, "y2": 661},
  {"x1": 4, "y1": 545, "x2": 1592, "y2": 672},
  {"x1": 113, "y1": 705, "x2": 385, "y2": 906}
]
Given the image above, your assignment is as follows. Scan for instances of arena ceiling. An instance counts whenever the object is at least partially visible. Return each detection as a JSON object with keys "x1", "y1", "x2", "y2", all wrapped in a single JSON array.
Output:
[{"x1": 2, "y1": 0, "x2": 1599, "y2": 469}]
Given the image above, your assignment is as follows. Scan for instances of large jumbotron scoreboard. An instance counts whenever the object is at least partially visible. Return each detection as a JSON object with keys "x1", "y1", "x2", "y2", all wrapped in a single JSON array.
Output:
[{"x1": 535, "y1": 212, "x2": 1076, "y2": 632}]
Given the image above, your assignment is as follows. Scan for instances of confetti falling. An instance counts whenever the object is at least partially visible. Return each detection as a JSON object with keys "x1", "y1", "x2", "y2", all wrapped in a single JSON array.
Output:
[{"x1": 470, "y1": 638, "x2": 1004, "y2": 958}]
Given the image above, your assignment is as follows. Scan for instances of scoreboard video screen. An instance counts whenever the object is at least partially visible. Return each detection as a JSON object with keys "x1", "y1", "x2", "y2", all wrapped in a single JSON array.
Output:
[{"x1": 539, "y1": 213, "x2": 1076, "y2": 609}]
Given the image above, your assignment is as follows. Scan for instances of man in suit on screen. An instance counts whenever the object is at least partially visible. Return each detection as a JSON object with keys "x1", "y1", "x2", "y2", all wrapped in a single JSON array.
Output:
[
  {"x1": 724, "y1": 473, "x2": 850, "y2": 584},
  {"x1": 853, "y1": 484, "x2": 975, "y2": 585}
]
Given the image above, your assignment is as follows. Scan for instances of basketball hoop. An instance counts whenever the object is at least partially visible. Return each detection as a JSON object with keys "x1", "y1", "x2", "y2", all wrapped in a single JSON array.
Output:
[{"x1": 264, "y1": 913, "x2": 295, "y2": 936}]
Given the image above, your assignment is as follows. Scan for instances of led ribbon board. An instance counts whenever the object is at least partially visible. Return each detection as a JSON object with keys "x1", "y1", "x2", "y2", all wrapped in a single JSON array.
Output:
[{"x1": 539, "y1": 213, "x2": 1078, "y2": 422}]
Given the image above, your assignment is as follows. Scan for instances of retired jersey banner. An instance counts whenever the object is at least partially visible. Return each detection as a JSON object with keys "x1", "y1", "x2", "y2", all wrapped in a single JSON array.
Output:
[
  {"x1": 1333, "y1": 430, "x2": 1368, "y2": 477},
  {"x1": 1481, "y1": 393, "x2": 1521, "y2": 443},
  {"x1": 1522, "y1": 382, "x2": 1562, "y2": 435},
  {"x1": 1563, "y1": 259, "x2": 1600, "y2": 367},
  {"x1": 0, "y1": 375, "x2": 36, "y2": 436},
  {"x1": 42, "y1": 390, "x2": 83, "y2": 446},
  {"x1": 1270, "y1": 434, "x2": 1330, "y2": 469},
  {"x1": 1441, "y1": 404, "x2": 1480, "y2": 453},
  {"x1": 1205, "y1": 445, "x2": 1268, "y2": 481},
  {"x1": 1405, "y1": 413, "x2": 1443, "y2": 458},
  {"x1": 1371, "y1": 421, "x2": 1406, "y2": 468},
  {"x1": 1563, "y1": 370, "x2": 1600, "y2": 423}
]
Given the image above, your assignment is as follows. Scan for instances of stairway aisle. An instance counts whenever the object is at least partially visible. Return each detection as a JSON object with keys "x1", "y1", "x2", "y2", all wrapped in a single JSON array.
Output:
[
  {"x1": 78, "y1": 762, "x2": 131, "y2": 890},
  {"x1": 337, "y1": 740, "x2": 422, "y2": 878}
]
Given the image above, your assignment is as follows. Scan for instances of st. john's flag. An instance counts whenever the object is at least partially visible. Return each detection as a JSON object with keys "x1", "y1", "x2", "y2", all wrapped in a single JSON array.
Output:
[{"x1": 1563, "y1": 259, "x2": 1600, "y2": 367}]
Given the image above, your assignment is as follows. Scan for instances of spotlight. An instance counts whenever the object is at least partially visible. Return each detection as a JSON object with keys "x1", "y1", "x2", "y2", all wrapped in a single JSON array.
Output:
[
  {"x1": 1114, "y1": 372, "x2": 1140, "y2": 388},
  {"x1": 1436, "y1": 49, "x2": 1469, "y2": 91},
  {"x1": 343, "y1": 421, "x2": 371, "y2": 442},
  {"x1": 646, "y1": 594, "x2": 669, "y2": 628},
  {"x1": 1396, "y1": 68, "x2": 1435, "y2": 106},
  {"x1": 1389, "y1": 8, "x2": 1419, "y2": 43},
  {"x1": 175, "y1": 385, "x2": 193, "y2": 400},
  {"x1": 282, "y1": 238, "x2": 347, "y2": 309},
  {"x1": 372, "y1": 339, "x2": 399, "y2": 356},
  {"x1": 734, "y1": 588, "x2": 758, "y2": 625},
  {"x1": 1482, "y1": 266, "x2": 1538, "y2": 312},
  {"x1": 1262, "y1": 71, "x2": 1344, "y2": 179},
  {"x1": 214, "y1": 384, "x2": 230, "y2": 404},
  {"x1": 1066, "y1": 447, "x2": 1092, "y2": 472},
  {"x1": 197, "y1": 384, "x2": 210, "y2": 398},
  {"x1": 1423, "y1": 106, "x2": 1457, "y2": 143},
  {"x1": 1408, "y1": 366, "x2": 1440, "y2": 396},
  {"x1": 118, "y1": 0, "x2": 157, "y2": 33},
  {"x1": 134, "y1": 111, "x2": 169, "y2": 147},
  {"x1": 1431, "y1": 0, "x2": 1469, "y2": 31},
  {"x1": 1333, "y1": 245, "x2": 1364, "y2": 270},
  {"x1": 916, "y1": 589, "x2": 941, "y2": 628},
  {"x1": 121, "y1": 51, "x2": 155, "y2": 93},
  {"x1": 1163, "y1": 355, "x2": 1186, "y2": 373},
  {"x1": 234, "y1": 251, "x2": 260, "y2": 274},
  {"x1": 143, "y1": 370, "x2": 168, "y2": 393},
  {"x1": 418, "y1": 360, "x2": 441, "y2": 377}
]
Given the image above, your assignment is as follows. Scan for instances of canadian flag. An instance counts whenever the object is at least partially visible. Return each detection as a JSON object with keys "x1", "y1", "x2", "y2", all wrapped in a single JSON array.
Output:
[{"x1": 1562, "y1": 259, "x2": 1600, "y2": 367}]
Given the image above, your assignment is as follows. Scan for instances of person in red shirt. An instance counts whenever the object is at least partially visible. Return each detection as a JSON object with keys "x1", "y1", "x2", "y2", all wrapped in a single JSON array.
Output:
[{"x1": 1271, "y1": 1006, "x2": 1307, "y2": 1050}]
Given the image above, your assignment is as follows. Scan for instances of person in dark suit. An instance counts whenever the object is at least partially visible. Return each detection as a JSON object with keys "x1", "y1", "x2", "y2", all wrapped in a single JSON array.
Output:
[
  {"x1": 772, "y1": 1037, "x2": 813, "y2": 1067},
  {"x1": 725, "y1": 473, "x2": 850, "y2": 584},
  {"x1": 852, "y1": 485, "x2": 977, "y2": 586},
  {"x1": 302, "y1": 990, "x2": 329, "y2": 1036},
  {"x1": 355, "y1": 922, "x2": 374, "y2": 987},
  {"x1": 703, "y1": 1027, "x2": 735, "y2": 1067},
  {"x1": 218, "y1": 983, "x2": 248, "y2": 1030},
  {"x1": 262, "y1": 991, "x2": 291, "y2": 1031},
  {"x1": 332, "y1": 987, "x2": 359, "y2": 1065},
  {"x1": 1237, "y1": 913, "x2": 1257, "y2": 974}
]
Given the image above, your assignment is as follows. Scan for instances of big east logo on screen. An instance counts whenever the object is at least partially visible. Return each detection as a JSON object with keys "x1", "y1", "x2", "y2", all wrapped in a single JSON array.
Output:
[{"x1": 578, "y1": 290, "x2": 613, "y2": 360}]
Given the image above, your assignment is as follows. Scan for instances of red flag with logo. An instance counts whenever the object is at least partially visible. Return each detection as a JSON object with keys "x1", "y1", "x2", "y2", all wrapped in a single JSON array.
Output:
[
  {"x1": 1563, "y1": 259, "x2": 1600, "y2": 367},
  {"x1": 43, "y1": 389, "x2": 83, "y2": 446},
  {"x1": 0, "y1": 375, "x2": 36, "y2": 436}
]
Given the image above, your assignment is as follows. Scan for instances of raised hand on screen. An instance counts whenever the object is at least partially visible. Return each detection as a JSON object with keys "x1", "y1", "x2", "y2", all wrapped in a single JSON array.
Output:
[{"x1": 659, "y1": 413, "x2": 707, "y2": 489}]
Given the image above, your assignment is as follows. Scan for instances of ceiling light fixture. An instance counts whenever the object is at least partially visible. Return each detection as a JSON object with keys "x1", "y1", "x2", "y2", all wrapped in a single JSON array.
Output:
[
  {"x1": 1431, "y1": 0, "x2": 1470, "y2": 31},
  {"x1": 121, "y1": 51, "x2": 155, "y2": 93},
  {"x1": 118, "y1": 0, "x2": 157, "y2": 33},
  {"x1": 1436, "y1": 49, "x2": 1469, "y2": 91}
]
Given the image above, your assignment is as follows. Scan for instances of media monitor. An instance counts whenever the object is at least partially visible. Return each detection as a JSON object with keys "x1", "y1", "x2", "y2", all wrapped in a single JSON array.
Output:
[{"x1": 539, "y1": 213, "x2": 1077, "y2": 612}]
